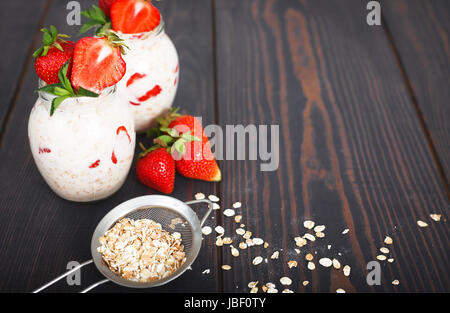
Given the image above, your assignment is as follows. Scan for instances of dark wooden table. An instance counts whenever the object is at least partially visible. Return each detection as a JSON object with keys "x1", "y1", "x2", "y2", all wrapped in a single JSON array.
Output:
[{"x1": 0, "y1": 0, "x2": 448, "y2": 293}]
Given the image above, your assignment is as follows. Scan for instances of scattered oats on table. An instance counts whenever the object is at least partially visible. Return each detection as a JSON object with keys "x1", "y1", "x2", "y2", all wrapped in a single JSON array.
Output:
[
  {"x1": 376, "y1": 255, "x2": 387, "y2": 261},
  {"x1": 303, "y1": 233, "x2": 316, "y2": 242},
  {"x1": 194, "y1": 192, "x2": 205, "y2": 200},
  {"x1": 417, "y1": 220, "x2": 428, "y2": 228},
  {"x1": 342, "y1": 228, "x2": 349, "y2": 234},
  {"x1": 287, "y1": 260, "x2": 297, "y2": 268},
  {"x1": 280, "y1": 277, "x2": 292, "y2": 286},
  {"x1": 336, "y1": 288, "x2": 346, "y2": 293},
  {"x1": 384, "y1": 236, "x2": 393, "y2": 245},
  {"x1": 343, "y1": 265, "x2": 351, "y2": 276},
  {"x1": 248, "y1": 281, "x2": 258, "y2": 288},
  {"x1": 234, "y1": 215, "x2": 242, "y2": 223},
  {"x1": 319, "y1": 258, "x2": 332, "y2": 267},
  {"x1": 314, "y1": 225, "x2": 326, "y2": 232},
  {"x1": 223, "y1": 237, "x2": 233, "y2": 245},
  {"x1": 223, "y1": 209, "x2": 235, "y2": 217},
  {"x1": 221, "y1": 265, "x2": 231, "y2": 270},
  {"x1": 307, "y1": 261, "x2": 316, "y2": 270},
  {"x1": 392, "y1": 279, "x2": 400, "y2": 286},
  {"x1": 202, "y1": 226, "x2": 212, "y2": 235},
  {"x1": 214, "y1": 226, "x2": 225, "y2": 234},
  {"x1": 430, "y1": 214, "x2": 441, "y2": 222},
  {"x1": 239, "y1": 242, "x2": 247, "y2": 249},
  {"x1": 305, "y1": 253, "x2": 314, "y2": 261},
  {"x1": 271, "y1": 251, "x2": 279, "y2": 259},
  {"x1": 232, "y1": 202, "x2": 242, "y2": 209},
  {"x1": 332, "y1": 258, "x2": 341, "y2": 269},
  {"x1": 303, "y1": 220, "x2": 315, "y2": 229},
  {"x1": 212, "y1": 203, "x2": 220, "y2": 210},
  {"x1": 294, "y1": 236, "x2": 307, "y2": 247},
  {"x1": 252, "y1": 256, "x2": 263, "y2": 265},
  {"x1": 208, "y1": 195, "x2": 220, "y2": 202},
  {"x1": 380, "y1": 247, "x2": 389, "y2": 254}
]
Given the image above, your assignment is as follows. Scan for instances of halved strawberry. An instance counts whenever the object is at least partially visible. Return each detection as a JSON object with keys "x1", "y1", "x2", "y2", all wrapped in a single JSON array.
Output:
[
  {"x1": 111, "y1": 0, "x2": 161, "y2": 34},
  {"x1": 168, "y1": 116, "x2": 221, "y2": 182},
  {"x1": 99, "y1": 0, "x2": 116, "y2": 17},
  {"x1": 34, "y1": 26, "x2": 75, "y2": 85},
  {"x1": 71, "y1": 36, "x2": 126, "y2": 93}
]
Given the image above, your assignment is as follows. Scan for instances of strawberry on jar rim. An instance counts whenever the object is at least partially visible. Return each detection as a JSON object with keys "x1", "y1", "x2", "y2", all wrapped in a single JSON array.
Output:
[
  {"x1": 98, "y1": 0, "x2": 116, "y2": 17},
  {"x1": 33, "y1": 26, "x2": 75, "y2": 85},
  {"x1": 70, "y1": 33, "x2": 127, "y2": 93},
  {"x1": 111, "y1": 0, "x2": 161, "y2": 34}
]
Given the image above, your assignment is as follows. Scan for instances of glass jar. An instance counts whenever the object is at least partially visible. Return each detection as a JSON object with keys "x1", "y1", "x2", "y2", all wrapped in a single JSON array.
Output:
[
  {"x1": 28, "y1": 83, "x2": 136, "y2": 202},
  {"x1": 115, "y1": 17, "x2": 179, "y2": 133}
]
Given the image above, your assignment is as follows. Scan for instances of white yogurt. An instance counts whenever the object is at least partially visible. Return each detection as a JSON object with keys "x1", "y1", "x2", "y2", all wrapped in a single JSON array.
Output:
[
  {"x1": 28, "y1": 84, "x2": 136, "y2": 202},
  {"x1": 115, "y1": 19, "x2": 179, "y2": 133}
]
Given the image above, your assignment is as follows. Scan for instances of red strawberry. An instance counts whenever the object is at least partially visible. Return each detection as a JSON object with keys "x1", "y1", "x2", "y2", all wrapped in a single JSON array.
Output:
[
  {"x1": 136, "y1": 147, "x2": 175, "y2": 194},
  {"x1": 71, "y1": 36, "x2": 126, "y2": 93},
  {"x1": 111, "y1": 0, "x2": 161, "y2": 34},
  {"x1": 168, "y1": 115, "x2": 221, "y2": 182},
  {"x1": 99, "y1": 0, "x2": 116, "y2": 17},
  {"x1": 34, "y1": 26, "x2": 75, "y2": 85}
]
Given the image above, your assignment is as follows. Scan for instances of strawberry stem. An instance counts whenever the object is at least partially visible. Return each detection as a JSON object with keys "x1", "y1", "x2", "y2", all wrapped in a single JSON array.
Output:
[{"x1": 33, "y1": 26, "x2": 71, "y2": 58}]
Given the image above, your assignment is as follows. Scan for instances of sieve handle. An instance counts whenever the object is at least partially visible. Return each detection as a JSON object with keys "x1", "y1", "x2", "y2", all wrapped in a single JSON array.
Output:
[
  {"x1": 32, "y1": 259, "x2": 94, "y2": 293},
  {"x1": 80, "y1": 279, "x2": 109, "y2": 293},
  {"x1": 185, "y1": 199, "x2": 213, "y2": 227}
]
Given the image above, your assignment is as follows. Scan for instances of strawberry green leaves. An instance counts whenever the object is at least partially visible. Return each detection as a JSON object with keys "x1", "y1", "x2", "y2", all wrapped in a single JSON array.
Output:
[
  {"x1": 79, "y1": 5, "x2": 111, "y2": 37},
  {"x1": 140, "y1": 126, "x2": 200, "y2": 159},
  {"x1": 35, "y1": 60, "x2": 99, "y2": 116},
  {"x1": 33, "y1": 25, "x2": 70, "y2": 58}
]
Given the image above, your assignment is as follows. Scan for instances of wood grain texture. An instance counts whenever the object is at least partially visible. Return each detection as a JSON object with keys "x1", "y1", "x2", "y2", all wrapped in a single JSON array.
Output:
[
  {"x1": 0, "y1": 0, "x2": 47, "y2": 137},
  {"x1": 0, "y1": 0, "x2": 219, "y2": 292},
  {"x1": 214, "y1": 0, "x2": 449, "y2": 293},
  {"x1": 382, "y1": 0, "x2": 450, "y2": 184}
]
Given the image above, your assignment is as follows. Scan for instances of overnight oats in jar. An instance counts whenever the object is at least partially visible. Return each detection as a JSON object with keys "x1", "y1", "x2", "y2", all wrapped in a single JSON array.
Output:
[
  {"x1": 86, "y1": 0, "x2": 179, "y2": 132},
  {"x1": 29, "y1": 84, "x2": 135, "y2": 202},
  {"x1": 116, "y1": 19, "x2": 179, "y2": 133},
  {"x1": 29, "y1": 27, "x2": 134, "y2": 202}
]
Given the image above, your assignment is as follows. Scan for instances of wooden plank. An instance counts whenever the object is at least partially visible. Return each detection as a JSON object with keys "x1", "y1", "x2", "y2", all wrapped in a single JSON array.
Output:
[
  {"x1": 382, "y1": 0, "x2": 450, "y2": 183},
  {"x1": 214, "y1": 0, "x2": 449, "y2": 292},
  {"x1": 0, "y1": 0, "x2": 47, "y2": 135},
  {"x1": 0, "y1": 0, "x2": 218, "y2": 292}
]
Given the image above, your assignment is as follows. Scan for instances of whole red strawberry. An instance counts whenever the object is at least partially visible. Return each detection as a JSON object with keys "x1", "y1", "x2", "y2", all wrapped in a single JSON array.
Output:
[
  {"x1": 136, "y1": 147, "x2": 175, "y2": 194},
  {"x1": 168, "y1": 115, "x2": 221, "y2": 182},
  {"x1": 71, "y1": 34, "x2": 127, "y2": 93},
  {"x1": 34, "y1": 26, "x2": 75, "y2": 85},
  {"x1": 111, "y1": 0, "x2": 161, "y2": 34},
  {"x1": 99, "y1": 0, "x2": 116, "y2": 17}
]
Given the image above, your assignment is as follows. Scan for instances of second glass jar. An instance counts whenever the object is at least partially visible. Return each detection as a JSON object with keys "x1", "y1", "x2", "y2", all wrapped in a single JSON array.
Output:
[{"x1": 116, "y1": 18, "x2": 179, "y2": 133}]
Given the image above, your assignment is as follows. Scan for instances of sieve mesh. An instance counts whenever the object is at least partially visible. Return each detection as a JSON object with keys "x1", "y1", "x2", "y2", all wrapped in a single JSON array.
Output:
[
  {"x1": 123, "y1": 206, "x2": 194, "y2": 257},
  {"x1": 90, "y1": 196, "x2": 211, "y2": 289}
]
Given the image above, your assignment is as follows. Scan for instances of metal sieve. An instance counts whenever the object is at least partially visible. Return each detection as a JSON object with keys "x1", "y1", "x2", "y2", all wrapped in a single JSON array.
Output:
[{"x1": 33, "y1": 195, "x2": 213, "y2": 293}]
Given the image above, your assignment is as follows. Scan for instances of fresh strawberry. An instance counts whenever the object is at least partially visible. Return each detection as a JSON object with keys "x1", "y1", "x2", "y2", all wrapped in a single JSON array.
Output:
[
  {"x1": 136, "y1": 146, "x2": 175, "y2": 194},
  {"x1": 34, "y1": 26, "x2": 75, "y2": 85},
  {"x1": 168, "y1": 116, "x2": 221, "y2": 182},
  {"x1": 111, "y1": 0, "x2": 161, "y2": 34},
  {"x1": 71, "y1": 35, "x2": 126, "y2": 93},
  {"x1": 99, "y1": 0, "x2": 116, "y2": 17}
]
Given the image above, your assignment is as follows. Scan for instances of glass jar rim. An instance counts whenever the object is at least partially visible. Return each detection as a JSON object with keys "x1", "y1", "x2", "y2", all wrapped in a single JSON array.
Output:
[
  {"x1": 37, "y1": 79, "x2": 117, "y2": 103},
  {"x1": 112, "y1": 15, "x2": 165, "y2": 40}
]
